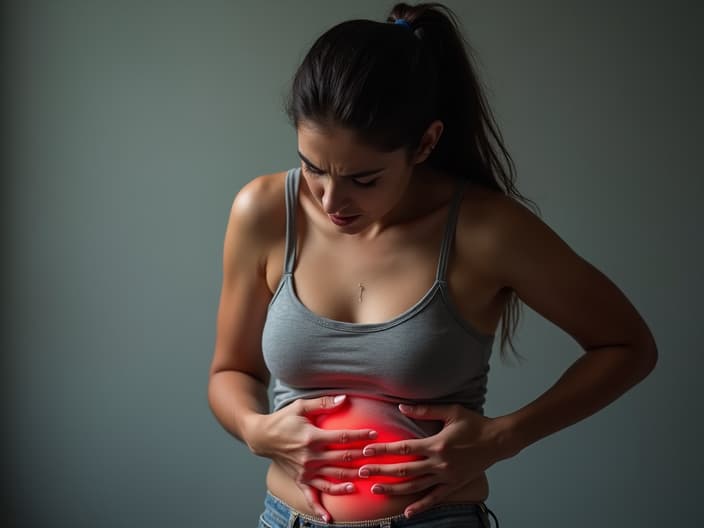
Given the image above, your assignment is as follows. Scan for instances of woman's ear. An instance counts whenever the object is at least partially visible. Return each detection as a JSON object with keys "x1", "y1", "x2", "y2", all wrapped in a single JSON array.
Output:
[{"x1": 412, "y1": 119, "x2": 444, "y2": 163}]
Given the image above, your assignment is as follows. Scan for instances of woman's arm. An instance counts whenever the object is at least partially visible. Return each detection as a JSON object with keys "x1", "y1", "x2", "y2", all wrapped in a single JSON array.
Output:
[
  {"x1": 486, "y1": 194, "x2": 658, "y2": 455},
  {"x1": 207, "y1": 176, "x2": 276, "y2": 448},
  {"x1": 358, "y1": 193, "x2": 658, "y2": 518},
  {"x1": 207, "y1": 175, "x2": 376, "y2": 523}
]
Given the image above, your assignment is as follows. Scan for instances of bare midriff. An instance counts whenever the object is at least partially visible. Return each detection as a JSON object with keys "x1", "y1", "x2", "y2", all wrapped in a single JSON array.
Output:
[{"x1": 265, "y1": 396, "x2": 489, "y2": 522}]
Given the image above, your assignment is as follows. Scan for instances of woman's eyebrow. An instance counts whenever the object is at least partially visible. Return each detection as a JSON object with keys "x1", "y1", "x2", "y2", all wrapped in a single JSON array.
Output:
[{"x1": 297, "y1": 150, "x2": 384, "y2": 178}]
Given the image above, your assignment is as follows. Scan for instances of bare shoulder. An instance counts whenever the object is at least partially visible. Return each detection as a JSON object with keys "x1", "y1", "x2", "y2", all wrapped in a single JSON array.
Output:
[
  {"x1": 455, "y1": 182, "x2": 568, "y2": 282},
  {"x1": 457, "y1": 184, "x2": 576, "y2": 287},
  {"x1": 456, "y1": 183, "x2": 657, "y2": 353},
  {"x1": 230, "y1": 171, "x2": 287, "y2": 238},
  {"x1": 209, "y1": 171, "x2": 287, "y2": 379},
  {"x1": 221, "y1": 170, "x2": 289, "y2": 303},
  {"x1": 226, "y1": 171, "x2": 288, "y2": 266},
  {"x1": 453, "y1": 182, "x2": 516, "y2": 276}
]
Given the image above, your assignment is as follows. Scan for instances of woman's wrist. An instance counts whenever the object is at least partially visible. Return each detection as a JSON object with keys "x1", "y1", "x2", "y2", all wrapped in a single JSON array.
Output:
[
  {"x1": 487, "y1": 414, "x2": 524, "y2": 462},
  {"x1": 242, "y1": 411, "x2": 269, "y2": 456}
]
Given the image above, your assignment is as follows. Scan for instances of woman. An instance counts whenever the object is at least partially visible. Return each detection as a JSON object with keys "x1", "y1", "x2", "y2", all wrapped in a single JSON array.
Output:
[{"x1": 208, "y1": 3, "x2": 658, "y2": 527}]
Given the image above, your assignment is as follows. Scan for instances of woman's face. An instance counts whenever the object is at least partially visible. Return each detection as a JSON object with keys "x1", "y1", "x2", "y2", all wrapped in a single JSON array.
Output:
[{"x1": 296, "y1": 121, "x2": 425, "y2": 236}]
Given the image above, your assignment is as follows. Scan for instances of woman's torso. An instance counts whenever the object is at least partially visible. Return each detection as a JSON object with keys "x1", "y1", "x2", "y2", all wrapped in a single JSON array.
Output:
[
  {"x1": 260, "y1": 168, "x2": 510, "y2": 521},
  {"x1": 265, "y1": 396, "x2": 490, "y2": 521}
]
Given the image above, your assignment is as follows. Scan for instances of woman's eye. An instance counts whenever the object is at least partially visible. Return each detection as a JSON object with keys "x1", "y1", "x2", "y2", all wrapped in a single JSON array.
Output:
[
  {"x1": 303, "y1": 164, "x2": 323, "y2": 176},
  {"x1": 303, "y1": 164, "x2": 377, "y2": 187},
  {"x1": 353, "y1": 178, "x2": 378, "y2": 187}
]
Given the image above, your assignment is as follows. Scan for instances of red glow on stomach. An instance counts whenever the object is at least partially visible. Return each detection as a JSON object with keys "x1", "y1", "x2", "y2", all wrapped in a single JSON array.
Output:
[{"x1": 312, "y1": 396, "x2": 425, "y2": 518}]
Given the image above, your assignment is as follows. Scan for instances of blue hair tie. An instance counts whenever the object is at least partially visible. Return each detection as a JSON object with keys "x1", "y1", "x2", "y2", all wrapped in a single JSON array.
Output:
[{"x1": 394, "y1": 18, "x2": 412, "y2": 30}]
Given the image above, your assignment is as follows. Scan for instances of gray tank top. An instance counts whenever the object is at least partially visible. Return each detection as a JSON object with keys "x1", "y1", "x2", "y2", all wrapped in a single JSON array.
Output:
[{"x1": 261, "y1": 168, "x2": 495, "y2": 436}]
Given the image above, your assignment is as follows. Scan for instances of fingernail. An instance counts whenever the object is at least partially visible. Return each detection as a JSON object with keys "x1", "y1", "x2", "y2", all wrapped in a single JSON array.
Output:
[
  {"x1": 371, "y1": 484, "x2": 384, "y2": 494},
  {"x1": 333, "y1": 395, "x2": 346, "y2": 404},
  {"x1": 405, "y1": 509, "x2": 415, "y2": 518},
  {"x1": 359, "y1": 468, "x2": 370, "y2": 478},
  {"x1": 321, "y1": 513, "x2": 330, "y2": 523},
  {"x1": 345, "y1": 483, "x2": 355, "y2": 492},
  {"x1": 363, "y1": 447, "x2": 375, "y2": 456},
  {"x1": 399, "y1": 404, "x2": 413, "y2": 413},
  {"x1": 368, "y1": 430, "x2": 378, "y2": 439}
]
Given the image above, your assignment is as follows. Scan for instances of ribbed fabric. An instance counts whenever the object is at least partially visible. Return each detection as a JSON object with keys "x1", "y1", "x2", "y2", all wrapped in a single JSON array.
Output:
[{"x1": 261, "y1": 167, "x2": 494, "y2": 436}]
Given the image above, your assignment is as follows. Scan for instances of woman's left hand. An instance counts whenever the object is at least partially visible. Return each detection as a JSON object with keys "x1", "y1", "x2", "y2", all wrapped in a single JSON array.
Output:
[{"x1": 358, "y1": 403, "x2": 513, "y2": 519}]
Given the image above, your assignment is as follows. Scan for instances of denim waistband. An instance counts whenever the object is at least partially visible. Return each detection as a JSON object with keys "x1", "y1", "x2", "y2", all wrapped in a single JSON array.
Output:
[{"x1": 260, "y1": 490, "x2": 499, "y2": 528}]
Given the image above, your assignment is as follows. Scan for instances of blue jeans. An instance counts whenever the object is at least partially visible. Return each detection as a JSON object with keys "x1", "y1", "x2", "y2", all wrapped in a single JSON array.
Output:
[{"x1": 257, "y1": 491, "x2": 499, "y2": 528}]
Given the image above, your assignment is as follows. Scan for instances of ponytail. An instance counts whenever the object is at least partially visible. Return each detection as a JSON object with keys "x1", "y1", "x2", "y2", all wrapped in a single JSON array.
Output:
[{"x1": 284, "y1": 2, "x2": 541, "y2": 363}]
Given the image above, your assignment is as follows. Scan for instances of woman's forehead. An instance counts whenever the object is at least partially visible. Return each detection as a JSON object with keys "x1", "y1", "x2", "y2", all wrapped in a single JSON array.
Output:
[{"x1": 297, "y1": 124, "x2": 402, "y2": 160}]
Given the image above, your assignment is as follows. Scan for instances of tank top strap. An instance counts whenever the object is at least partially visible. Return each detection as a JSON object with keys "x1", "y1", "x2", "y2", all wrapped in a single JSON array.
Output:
[
  {"x1": 283, "y1": 167, "x2": 301, "y2": 275},
  {"x1": 436, "y1": 177, "x2": 468, "y2": 283}
]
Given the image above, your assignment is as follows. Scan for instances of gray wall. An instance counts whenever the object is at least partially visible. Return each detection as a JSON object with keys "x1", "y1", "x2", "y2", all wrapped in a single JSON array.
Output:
[{"x1": 3, "y1": 1, "x2": 701, "y2": 526}]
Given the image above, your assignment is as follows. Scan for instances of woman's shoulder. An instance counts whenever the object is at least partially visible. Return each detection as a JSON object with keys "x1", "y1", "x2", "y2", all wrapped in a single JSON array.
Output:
[
  {"x1": 459, "y1": 181, "x2": 538, "y2": 228},
  {"x1": 228, "y1": 170, "x2": 288, "y2": 249},
  {"x1": 455, "y1": 180, "x2": 589, "y2": 300},
  {"x1": 232, "y1": 170, "x2": 287, "y2": 214},
  {"x1": 455, "y1": 182, "x2": 542, "y2": 279}
]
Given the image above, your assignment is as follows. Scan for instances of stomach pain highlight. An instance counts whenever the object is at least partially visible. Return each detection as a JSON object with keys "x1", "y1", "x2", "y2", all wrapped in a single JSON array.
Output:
[{"x1": 311, "y1": 395, "x2": 442, "y2": 521}]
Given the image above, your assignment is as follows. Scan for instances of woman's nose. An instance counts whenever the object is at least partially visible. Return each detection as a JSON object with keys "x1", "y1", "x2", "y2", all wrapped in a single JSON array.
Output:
[{"x1": 321, "y1": 180, "x2": 346, "y2": 214}]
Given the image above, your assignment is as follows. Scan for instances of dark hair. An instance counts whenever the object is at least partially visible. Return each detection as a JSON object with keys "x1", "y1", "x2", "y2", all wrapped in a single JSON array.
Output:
[{"x1": 283, "y1": 2, "x2": 541, "y2": 364}]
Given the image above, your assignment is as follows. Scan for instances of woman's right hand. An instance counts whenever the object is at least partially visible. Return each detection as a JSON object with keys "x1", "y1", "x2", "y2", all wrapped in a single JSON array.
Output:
[{"x1": 246, "y1": 394, "x2": 377, "y2": 522}]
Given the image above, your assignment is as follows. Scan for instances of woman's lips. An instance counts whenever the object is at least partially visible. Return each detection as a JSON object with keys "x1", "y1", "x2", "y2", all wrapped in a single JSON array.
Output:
[{"x1": 329, "y1": 214, "x2": 360, "y2": 226}]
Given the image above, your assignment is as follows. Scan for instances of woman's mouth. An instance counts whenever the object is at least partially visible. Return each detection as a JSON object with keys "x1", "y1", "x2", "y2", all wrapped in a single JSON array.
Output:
[{"x1": 328, "y1": 214, "x2": 361, "y2": 226}]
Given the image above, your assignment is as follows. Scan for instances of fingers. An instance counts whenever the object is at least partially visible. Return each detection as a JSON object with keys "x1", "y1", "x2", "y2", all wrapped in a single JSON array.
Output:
[
  {"x1": 357, "y1": 460, "x2": 427, "y2": 480},
  {"x1": 401, "y1": 483, "x2": 454, "y2": 519},
  {"x1": 307, "y1": 477, "x2": 358, "y2": 496},
  {"x1": 316, "y1": 447, "x2": 365, "y2": 465},
  {"x1": 298, "y1": 394, "x2": 347, "y2": 417},
  {"x1": 362, "y1": 437, "x2": 426, "y2": 458},
  {"x1": 315, "y1": 465, "x2": 360, "y2": 482},
  {"x1": 301, "y1": 448, "x2": 365, "y2": 472},
  {"x1": 368, "y1": 474, "x2": 438, "y2": 496},
  {"x1": 398, "y1": 402, "x2": 462, "y2": 422},
  {"x1": 298, "y1": 483, "x2": 331, "y2": 523},
  {"x1": 315, "y1": 427, "x2": 378, "y2": 447}
]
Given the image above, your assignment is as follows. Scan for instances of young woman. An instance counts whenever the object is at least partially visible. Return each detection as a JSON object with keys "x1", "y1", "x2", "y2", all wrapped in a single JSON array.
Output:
[{"x1": 208, "y1": 3, "x2": 658, "y2": 527}]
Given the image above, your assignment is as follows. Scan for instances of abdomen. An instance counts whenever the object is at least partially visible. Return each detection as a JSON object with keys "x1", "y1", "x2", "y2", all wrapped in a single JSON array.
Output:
[
  {"x1": 313, "y1": 396, "x2": 440, "y2": 521},
  {"x1": 266, "y1": 395, "x2": 489, "y2": 522}
]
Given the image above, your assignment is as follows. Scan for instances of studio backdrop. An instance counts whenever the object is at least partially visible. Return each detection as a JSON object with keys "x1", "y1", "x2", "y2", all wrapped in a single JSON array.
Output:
[{"x1": 3, "y1": 1, "x2": 702, "y2": 527}]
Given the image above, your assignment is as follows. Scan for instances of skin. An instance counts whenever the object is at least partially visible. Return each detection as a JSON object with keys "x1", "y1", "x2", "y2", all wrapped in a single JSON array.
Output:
[{"x1": 207, "y1": 119, "x2": 658, "y2": 523}]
